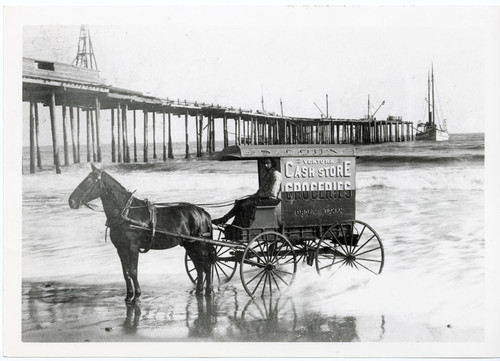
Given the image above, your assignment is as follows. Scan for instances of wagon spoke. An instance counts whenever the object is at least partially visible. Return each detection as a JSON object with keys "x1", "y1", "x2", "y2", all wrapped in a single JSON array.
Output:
[
  {"x1": 353, "y1": 259, "x2": 379, "y2": 275},
  {"x1": 328, "y1": 229, "x2": 349, "y2": 257},
  {"x1": 318, "y1": 258, "x2": 344, "y2": 271},
  {"x1": 319, "y1": 254, "x2": 335, "y2": 261},
  {"x1": 273, "y1": 249, "x2": 293, "y2": 265},
  {"x1": 213, "y1": 263, "x2": 221, "y2": 283},
  {"x1": 256, "y1": 240, "x2": 269, "y2": 263},
  {"x1": 327, "y1": 242, "x2": 347, "y2": 259},
  {"x1": 357, "y1": 224, "x2": 366, "y2": 243},
  {"x1": 348, "y1": 223, "x2": 356, "y2": 252},
  {"x1": 249, "y1": 247, "x2": 267, "y2": 265},
  {"x1": 268, "y1": 272, "x2": 273, "y2": 297},
  {"x1": 350, "y1": 224, "x2": 364, "y2": 254},
  {"x1": 270, "y1": 271, "x2": 282, "y2": 291},
  {"x1": 338, "y1": 226, "x2": 351, "y2": 256},
  {"x1": 217, "y1": 260, "x2": 236, "y2": 270},
  {"x1": 260, "y1": 272, "x2": 269, "y2": 298},
  {"x1": 278, "y1": 257, "x2": 296, "y2": 266},
  {"x1": 353, "y1": 235, "x2": 376, "y2": 255},
  {"x1": 214, "y1": 262, "x2": 230, "y2": 280},
  {"x1": 247, "y1": 268, "x2": 266, "y2": 286},
  {"x1": 272, "y1": 269, "x2": 290, "y2": 286},
  {"x1": 354, "y1": 246, "x2": 381, "y2": 257},
  {"x1": 266, "y1": 236, "x2": 274, "y2": 261},
  {"x1": 321, "y1": 239, "x2": 338, "y2": 254},
  {"x1": 273, "y1": 240, "x2": 287, "y2": 260},
  {"x1": 217, "y1": 247, "x2": 232, "y2": 257},
  {"x1": 274, "y1": 268, "x2": 294, "y2": 276},
  {"x1": 355, "y1": 257, "x2": 382, "y2": 263},
  {"x1": 260, "y1": 272, "x2": 267, "y2": 298},
  {"x1": 250, "y1": 270, "x2": 267, "y2": 297}
]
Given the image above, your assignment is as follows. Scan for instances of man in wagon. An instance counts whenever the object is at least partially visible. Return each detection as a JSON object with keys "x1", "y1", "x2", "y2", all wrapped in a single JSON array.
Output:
[{"x1": 212, "y1": 158, "x2": 281, "y2": 226}]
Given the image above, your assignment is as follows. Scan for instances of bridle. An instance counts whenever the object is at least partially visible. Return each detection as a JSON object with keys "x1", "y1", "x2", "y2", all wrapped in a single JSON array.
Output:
[{"x1": 73, "y1": 172, "x2": 105, "y2": 210}]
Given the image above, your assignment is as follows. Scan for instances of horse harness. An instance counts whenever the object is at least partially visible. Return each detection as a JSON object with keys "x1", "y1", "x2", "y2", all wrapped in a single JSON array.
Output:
[
  {"x1": 82, "y1": 171, "x2": 211, "y2": 253},
  {"x1": 112, "y1": 194, "x2": 211, "y2": 254},
  {"x1": 119, "y1": 194, "x2": 159, "y2": 253}
]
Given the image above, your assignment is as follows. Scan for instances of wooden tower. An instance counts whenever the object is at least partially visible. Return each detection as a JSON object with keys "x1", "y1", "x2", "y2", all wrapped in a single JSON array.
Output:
[{"x1": 72, "y1": 25, "x2": 99, "y2": 70}]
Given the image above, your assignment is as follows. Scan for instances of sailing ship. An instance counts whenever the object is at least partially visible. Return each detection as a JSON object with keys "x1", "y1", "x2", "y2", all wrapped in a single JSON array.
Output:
[{"x1": 416, "y1": 66, "x2": 449, "y2": 141}]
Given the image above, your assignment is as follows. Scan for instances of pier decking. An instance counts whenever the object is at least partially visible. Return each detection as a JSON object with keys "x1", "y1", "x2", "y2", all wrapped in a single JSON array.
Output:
[{"x1": 23, "y1": 57, "x2": 414, "y2": 173}]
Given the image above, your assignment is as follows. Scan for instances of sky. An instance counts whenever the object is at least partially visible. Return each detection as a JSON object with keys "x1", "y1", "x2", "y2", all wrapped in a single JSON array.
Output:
[{"x1": 15, "y1": 5, "x2": 500, "y2": 145}]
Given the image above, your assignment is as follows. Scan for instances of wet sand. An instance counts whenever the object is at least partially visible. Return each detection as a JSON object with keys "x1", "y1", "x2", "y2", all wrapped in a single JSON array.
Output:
[{"x1": 22, "y1": 274, "x2": 482, "y2": 344}]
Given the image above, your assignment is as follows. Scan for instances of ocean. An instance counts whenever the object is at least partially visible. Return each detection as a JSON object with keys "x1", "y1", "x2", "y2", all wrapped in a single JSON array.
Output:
[{"x1": 20, "y1": 133, "x2": 485, "y2": 342}]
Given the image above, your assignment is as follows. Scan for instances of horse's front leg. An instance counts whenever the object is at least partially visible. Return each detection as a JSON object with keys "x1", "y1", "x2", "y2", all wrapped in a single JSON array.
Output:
[
  {"x1": 117, "y1": 248, "x2": 134, "y2": 304},
  {"x1": 129, "y1": 244, "x2": 142, "y2": 304},
  {"x1": 195, "y1": 264, "x2": 204, "y2": 295},
  {"x1": 205, "y1": 264, "x2": 212, "y2": 296}
]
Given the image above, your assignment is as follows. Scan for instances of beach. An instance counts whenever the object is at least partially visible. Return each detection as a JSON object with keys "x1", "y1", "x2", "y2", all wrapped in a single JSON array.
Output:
[{"x1": 20, "y1": 135, "x2": 485, "y2": 345}]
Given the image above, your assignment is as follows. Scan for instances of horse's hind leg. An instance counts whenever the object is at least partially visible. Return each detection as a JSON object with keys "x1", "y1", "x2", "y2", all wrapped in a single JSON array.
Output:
[
  {"x1": 129, "y1": 246, "x2": 142, "y2": 304},
  {"x1": 117, "y1": 248, "x2": 134, "y2": 304},
  {"x1": 195, "y1": 263, "x2": 205, "y2": 295}
]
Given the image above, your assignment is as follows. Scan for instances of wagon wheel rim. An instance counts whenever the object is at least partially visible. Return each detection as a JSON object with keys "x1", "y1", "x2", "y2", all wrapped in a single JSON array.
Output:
[
  {"x1": 315, "y1": 220, "x2": 384, "y2": 276},
  {"x1": 240, "y1": 231, "x2": 297, "y2": 298},
  {"x1": 184, "y1": 244, "x2": 238, "y2": 287}
]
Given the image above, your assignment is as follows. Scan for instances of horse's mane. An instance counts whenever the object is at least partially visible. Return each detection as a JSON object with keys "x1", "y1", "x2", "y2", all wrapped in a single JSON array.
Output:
[{"x1": 101, "y1": 171, "x2": 136, "y2": 206}]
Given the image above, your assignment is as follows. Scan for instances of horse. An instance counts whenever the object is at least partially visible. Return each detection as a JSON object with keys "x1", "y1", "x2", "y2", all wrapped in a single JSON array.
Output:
[{"x1": 68, "y1": 164, "x2": 214, "y2": 304}]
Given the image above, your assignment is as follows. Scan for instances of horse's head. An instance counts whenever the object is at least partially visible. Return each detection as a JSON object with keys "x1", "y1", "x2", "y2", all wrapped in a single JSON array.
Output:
[{"x1": 68, "y1": 164, "x2": 106, "y2": 209}]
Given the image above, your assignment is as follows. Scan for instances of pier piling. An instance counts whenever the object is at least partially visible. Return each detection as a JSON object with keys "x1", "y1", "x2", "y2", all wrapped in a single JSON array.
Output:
[
  {"x1": 49, "y1": 90, "x2": 61, "y2": 174},
  {"x1": 23, "y1": 58, "x2": 416, "y2": 174}
]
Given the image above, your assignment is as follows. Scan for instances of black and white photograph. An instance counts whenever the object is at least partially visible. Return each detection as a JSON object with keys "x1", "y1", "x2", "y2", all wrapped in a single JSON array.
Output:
[{"x1": 3, "y1": 3, "x2": 500, "y2": 358}]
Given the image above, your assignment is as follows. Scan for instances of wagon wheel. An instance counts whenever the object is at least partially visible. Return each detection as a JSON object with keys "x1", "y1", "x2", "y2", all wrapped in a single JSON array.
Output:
[
  {"x1": 240, "y1": 232, "x2": 297, "y2": 298},
  {"x1": 294, "y1": 239, "x2": 318, "y2": 264},
  {"x1": 315, "y1": 220, "x2": 384, "y2": 276},
  {"x1": 185, "y1": 245, "x2": 238, "y2": 287}
]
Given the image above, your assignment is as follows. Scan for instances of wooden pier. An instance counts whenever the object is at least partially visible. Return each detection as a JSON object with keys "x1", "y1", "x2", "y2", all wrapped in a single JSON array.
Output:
[{"x1": 23, "y1": 57, "x2": 414, "y2": 174}]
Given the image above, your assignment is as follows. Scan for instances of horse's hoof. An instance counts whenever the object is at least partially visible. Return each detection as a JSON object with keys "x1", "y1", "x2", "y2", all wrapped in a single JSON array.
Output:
[{"x1": 132, "y1": 298, "x2": 141, "y2": 306}]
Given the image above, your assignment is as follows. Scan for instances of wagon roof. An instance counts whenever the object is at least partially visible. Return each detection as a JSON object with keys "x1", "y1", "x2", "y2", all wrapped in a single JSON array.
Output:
[{"x1": 217, "y1": 144, "x2": 356, "y2": 160}]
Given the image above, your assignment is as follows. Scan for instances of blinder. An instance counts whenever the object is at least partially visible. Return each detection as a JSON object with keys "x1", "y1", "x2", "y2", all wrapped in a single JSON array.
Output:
[{"x1": 75, "y1": 171, "x2": 105, "y2": 209}]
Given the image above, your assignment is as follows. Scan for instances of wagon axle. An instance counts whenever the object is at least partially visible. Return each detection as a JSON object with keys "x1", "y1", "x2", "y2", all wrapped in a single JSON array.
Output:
[{"x1": 344, "y1": 254, "x2": 357, "y2": 267}]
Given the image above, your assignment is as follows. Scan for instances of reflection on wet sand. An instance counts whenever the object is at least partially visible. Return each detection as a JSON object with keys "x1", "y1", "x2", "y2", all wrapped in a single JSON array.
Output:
[
  {"x1": 123, "y1": 305, "x2": 141, "y2": 334},
  {"x1": 23, "y1": 282, "x2": 386, "y2": 342}
]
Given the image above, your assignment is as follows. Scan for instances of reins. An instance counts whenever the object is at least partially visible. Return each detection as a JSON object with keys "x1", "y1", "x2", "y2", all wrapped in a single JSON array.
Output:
[{"x1": 79, "y1": 171, "x2": 233, "y2": 253}]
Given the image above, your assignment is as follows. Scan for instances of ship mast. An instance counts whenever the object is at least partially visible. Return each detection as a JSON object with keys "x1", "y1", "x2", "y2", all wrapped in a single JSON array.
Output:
[
  {"x1": 427, "y1": 70, "x2": 431, "y2": 125},
  {"x1": 431, "y1": 65, "x2": 436, "y2": 127},
  {"x1": 367, "y1": 94, "x2": 370, "y2": 119}
]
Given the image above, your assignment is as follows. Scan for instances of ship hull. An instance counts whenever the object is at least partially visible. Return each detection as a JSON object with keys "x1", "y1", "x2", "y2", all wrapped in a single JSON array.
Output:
[{"x1": 416, "y1": 128, "x2": 449, "y2": 141}]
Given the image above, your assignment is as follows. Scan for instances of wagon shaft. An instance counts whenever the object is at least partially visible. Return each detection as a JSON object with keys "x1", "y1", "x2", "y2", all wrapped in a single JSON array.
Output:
[{"x1": 129, "y1": 224, "x2": 245, "y2": 249}]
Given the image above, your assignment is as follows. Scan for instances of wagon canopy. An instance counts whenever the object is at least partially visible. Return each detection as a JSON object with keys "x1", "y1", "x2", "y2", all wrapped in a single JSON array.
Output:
[{"x1": 217, "y1": 144, "x2": 356, "y2": 161}]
